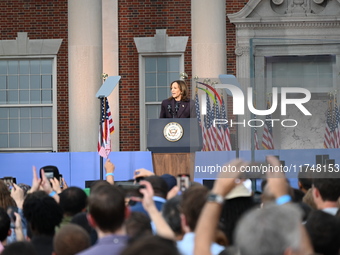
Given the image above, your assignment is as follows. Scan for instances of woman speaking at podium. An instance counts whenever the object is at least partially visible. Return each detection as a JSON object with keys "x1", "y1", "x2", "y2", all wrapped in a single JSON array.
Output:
[{"x1": 159, "y1": 80, "x2": 197, "y2": 118}]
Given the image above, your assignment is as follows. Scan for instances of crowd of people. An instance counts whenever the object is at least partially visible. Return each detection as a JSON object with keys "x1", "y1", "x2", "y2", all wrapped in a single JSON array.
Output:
[{"x1": 0, "y1": 156, "x2": 340, "y2": 255}]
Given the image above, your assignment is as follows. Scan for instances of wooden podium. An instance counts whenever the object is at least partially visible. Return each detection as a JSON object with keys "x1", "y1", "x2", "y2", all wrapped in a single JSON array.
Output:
[{"x1": 147, "y1": 118, "x2": 202, "y2": 179}]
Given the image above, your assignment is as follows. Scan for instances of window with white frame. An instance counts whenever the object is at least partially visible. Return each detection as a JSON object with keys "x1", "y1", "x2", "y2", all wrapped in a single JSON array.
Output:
[
  {"x1": 0, "y1": 59, "x2": 54, "y2": 151},
  {"x1": 135, "y1": 30, "x2": 188, "y2": 150},
  {"x1": 144, "y1": 56, "x2": 181, "y2": 121},
  {"x1": 141, "y1": 55, "x2": 182, "y2": 150}
]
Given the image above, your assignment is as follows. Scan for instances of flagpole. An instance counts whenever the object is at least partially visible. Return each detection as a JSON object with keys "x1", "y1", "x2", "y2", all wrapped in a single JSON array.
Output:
[
  {"x1": 99, "y1": 73, "x2": 108, "y2": 181},
  {"x1": 99, "y1": 96, "x2": 104, "y2": 180}
]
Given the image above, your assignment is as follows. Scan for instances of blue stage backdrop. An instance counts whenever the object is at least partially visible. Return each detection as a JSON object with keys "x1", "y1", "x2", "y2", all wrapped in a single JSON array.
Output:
[
  {"x1": 1, "y1": 149, "x2": 339, "y2": 190},
  {"x1": 0, "y1": 151, "x2": 153, "y2": 189}
]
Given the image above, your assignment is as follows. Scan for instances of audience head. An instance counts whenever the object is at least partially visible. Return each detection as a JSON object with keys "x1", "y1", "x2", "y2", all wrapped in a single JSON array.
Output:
[
  {"x1": 0, "y1": 180, "x2": 16, "y2": 209},
  {"x1": 302, "y1": 188, "x2": 317, "y2": 209},
  {"x1": 23, "y1": 191, "x2": 63, "y2": 236},
  {"x1": 53, "y1": 223, "x2": 91, "y2": 255},
  {"x1": 71, "y1": 212, "x2": 97, "y2": 245},
  {"x1": 144, "y1": 176, "x2": 168, "y2": 199},
  {"x1": 1, "y1": 241, "x2": 37, "y2": 255},
  {"x1": 125, "y1": 211, "x2": 152, "y2": 242},
  {"x1": 0, "y1": 207, "x2": 10, "y2": 242},
  {"x1": 305, "y1": 210, "x2": 340, "y2": 255},
  {"x1": 298, "y1": 166, "x2": 313, "y2": 193},
  {"x1": 120, "y1": 235, "x2": 180, "y2": 255},
  {"x1": 87, "y1": 184, "x2": 126, "y2": 233},
  {"x1": 162, "y1": 195, "x2": 183, "y2": 238},
  {"x1": 312, "y1": 178, "x2": 340, "y2": 204},
  {"x1": 180, "y1": 185, "x2": 209, "y2": 232},
  {"x1": 160, "y1": 174, "x2": 177, "y2": 193},
  {"x1": 59, "y1": 186, "x2": 87, "y2": 216},
  {"x1": 235, "y1": 203, "x2": 305, "y2": 255}
]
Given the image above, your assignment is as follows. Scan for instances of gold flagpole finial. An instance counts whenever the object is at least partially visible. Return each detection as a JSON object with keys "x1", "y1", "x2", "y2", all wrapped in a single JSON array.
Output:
[
  {"x1": 180, "y1": 72, "x2": 188, "y2": 80},
  {"x1": 101, "y1": 73, "x2": 108, "y2": 81}
]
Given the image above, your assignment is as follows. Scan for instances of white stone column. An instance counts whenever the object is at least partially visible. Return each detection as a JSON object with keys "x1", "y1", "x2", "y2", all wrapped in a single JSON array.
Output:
[
  {"x1": 68, "y1": 0, "x2": 103, "y2": 152},
  {"x1": 191, "y1": 0, "x2": 226, "y2": 79},
  {"x1": 102, "y1": 0, "x2": 119, "y2": 151}
]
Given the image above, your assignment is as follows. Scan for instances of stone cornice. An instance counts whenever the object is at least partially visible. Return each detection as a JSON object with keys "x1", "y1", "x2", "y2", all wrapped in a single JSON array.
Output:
[{"x1": 234, "y1": 20, "x2": 340, "y2": 28}]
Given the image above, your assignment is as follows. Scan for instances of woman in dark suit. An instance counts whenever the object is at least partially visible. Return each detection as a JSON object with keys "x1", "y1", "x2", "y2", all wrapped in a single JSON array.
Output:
[{"x1": 159, "y1": 80, "x2": 197, "y2": 118}]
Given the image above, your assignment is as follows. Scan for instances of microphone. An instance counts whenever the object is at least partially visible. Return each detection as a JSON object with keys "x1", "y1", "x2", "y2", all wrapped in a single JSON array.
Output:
[
  {"x1": 167, "y1": 104, "x2": 171, "y2": 115},
  {"x1": 175, "y1": 103, "x2": 179, "y2": 114}
]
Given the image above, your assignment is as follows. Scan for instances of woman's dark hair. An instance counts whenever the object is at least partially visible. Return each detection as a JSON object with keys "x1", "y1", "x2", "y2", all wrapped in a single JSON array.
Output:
[{"x1": 168, "y1": 80, "x2": 189, "y2": 101}]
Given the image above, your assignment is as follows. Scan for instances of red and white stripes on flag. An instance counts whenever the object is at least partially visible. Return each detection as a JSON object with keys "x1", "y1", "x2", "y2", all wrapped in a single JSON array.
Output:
[
  {"x1": 98, "y1": 97, "x2": 114, "y2": 158},
  {"x1": 198, "y1": 92, "x2": 232, "y2": 151},
  {"x1": 324, "y1": 99, "x2": 340, "y2": 149},
  {"x1": 261, "y1": 101, "x2": 274, "y2": 150}
]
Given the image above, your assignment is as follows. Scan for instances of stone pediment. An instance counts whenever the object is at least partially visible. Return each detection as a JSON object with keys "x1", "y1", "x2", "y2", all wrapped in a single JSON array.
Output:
[{"x1": 228, "y1": 0, "x2": 340, "y2": 24}]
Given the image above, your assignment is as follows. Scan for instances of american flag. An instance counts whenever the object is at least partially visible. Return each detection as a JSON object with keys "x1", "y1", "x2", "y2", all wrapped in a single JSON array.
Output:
[
  {"x1": 195, "y1": 92, "x2": 206, "y2": 151},
  {"x1": 324, "y1": 100, "x2": 333, "y2": 148},
  {"x1": 208, "y1": 98, "x2": 217, "y2": 151},
  {"x1": 203, "y1": 93, "x2": 213, "y2": 151},
  {"x1": 261, "y1": 101, "x2": 274, "y2": 150},
  {"x1": 98, "y1": 97, "x2": 114, "y2": 158},
  {"x1": 334, "y1": 101, "x2": 340, "y2": 148},
  {"x1": 221, "y1": 98, "x2": 231, "y2": 151},
  {"x1": 214, "y1": 98, "x2": 224, "y2": 151}
]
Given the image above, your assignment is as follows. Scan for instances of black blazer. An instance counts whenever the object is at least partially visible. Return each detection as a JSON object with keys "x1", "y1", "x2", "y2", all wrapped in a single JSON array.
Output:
[{"x1": 159, "y1": 98, "x2": 197, "y2": 118}]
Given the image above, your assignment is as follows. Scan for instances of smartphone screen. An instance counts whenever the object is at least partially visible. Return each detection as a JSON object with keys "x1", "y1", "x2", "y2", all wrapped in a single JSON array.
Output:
[{"x1": 177, "y1": 174, "x2": 190, "y2": 193}]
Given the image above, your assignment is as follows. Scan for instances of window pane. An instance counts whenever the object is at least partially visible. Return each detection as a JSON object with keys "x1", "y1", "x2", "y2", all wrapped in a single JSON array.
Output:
[
  {"x1": 41, "y1": 60, "x2": 52, "y2": 74},
  {"x1": 42, "y1": 90, "x2": 52, "y2": 103},
  {"x1": 8, "y1": 90, "x2": 18, "y2": 104},
  {"x1": 31, "y1": 108, "x2": 41, "y2": 117},
  {"x1": 19, "y1": 60, "x2": 30, "y2": 74},
  {"x1": 42, "y1": 107, "x2": 52, "y2": 117},
  {"x1": 42, "y1": 133, "x2": 52, "y2": 147},
  {"x1": 19, "y1": 75, "x2": 29, "y2": 89},
  {"x1": 30, "y1": 90, "x2": 41, "y2": 103},
  {"x1": 0, "y1": 61, "x2": 7, "y2": 75},
  {"x1": 20, "y1": 133, "x2": 30, "y2": 147},
  {"x1": 0, "y1": 76, "x2": 6, "y2": 89},
  {"x1": 9, "y1": 108, "x2": 19, "y2": 118},
  {"x1": 19, "y1": 90, "x2": 30, "y2": 104},
  {"x1": 9, "y1": 119, "x2": 19, "y2": 132},
  {"x1": 0, "y1": 119, "x2": 8, "y2": 132},
  {"x1": 20, "y1": 118, "x2": 30, "y2": 132},
  {"x1": 30, "y1": 60, "x2": 40, "y2": 74},
  {"x1": 0, "y1": 90, "x2": 6, "y2": 104},
  {"x1": 0, "y1": 108, "x2": 8, "y2": 118},
  {"x1": 42, "y1": 118, "x2": 52, "y2": 132},
  {"x1": 145, "y1": 73, "x2": 156, "y2": 87},
  {"x1": 31, "y1": 134, "x2": 41, "y2": 147},
  {"x1": 0, "y1": 134, "x2": 8, "y2": 148},
  {"x1": 9, "y1": 134, "x2": 19, "y2": 147},
  {"x1": 8, "y1": 76, "x2": 18, "y2": 89},
  {"x1": 157, "y1": 73, "x2": 167, "y2": 87},
  {"x1": 145, "y1": 88, "x2": 156, "y2": 102},
  {"x1": 145, "y1": 58, "x2": 156, "y2": 72},
  {"x1": 30, "y1": 75, "x2": 40, "y2": 89},
  {"x1": 157, "y1": 58, "x2": 167, "y2": 72},
  {"x1": 31, "y1": 118, "x2": 42, "y2": 132},
  {"x1": 169, "y1": 57, "x2": 179, "y2": 71},
  {"x1": 8, "y1": 61, "x2": 18, "y2": 75},
  {"x1": 158, "y1": 87, "x2": 168, "y2": 101},
  {"x1": 42, "y1": 75, "x2": 52, "y2": 89},
  {"x1": 169, "y1": 72, "x2": 179, "y2": 83},
  {"x1": 21, "y1": 108, "x2": 30, "y2": 118}
]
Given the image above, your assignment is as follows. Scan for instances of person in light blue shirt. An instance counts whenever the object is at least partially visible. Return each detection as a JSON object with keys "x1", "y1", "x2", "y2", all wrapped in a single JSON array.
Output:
[{"x1": 176, "y1": 185, "x2": 225, "y2": 255}]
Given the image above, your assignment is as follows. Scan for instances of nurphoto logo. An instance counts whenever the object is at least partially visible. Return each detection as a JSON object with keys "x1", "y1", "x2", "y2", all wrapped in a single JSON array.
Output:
[{"x1": 212, "y1": 85, "x2": 312, "y2": 128}]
